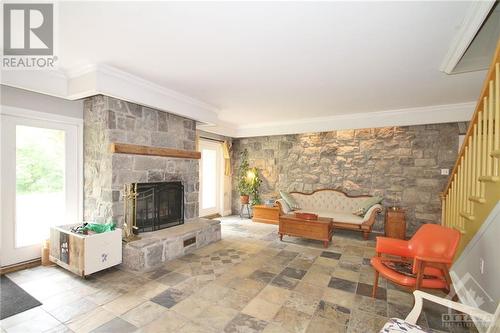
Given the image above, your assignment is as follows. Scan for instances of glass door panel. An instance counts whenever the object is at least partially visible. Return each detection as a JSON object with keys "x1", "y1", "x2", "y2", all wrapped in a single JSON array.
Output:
[
  {"x1": 1, "y1": 110, "x2": 81, "y2": 267},
  {"x1": 201, "y1": 149, "x2": 216, "y2": 210},
  {"x1": 16, "y1": 126, "x2": 66, "y2": 247},
  {"x1": 199, "y1": 140, "x2": 221, "y2": 217}
]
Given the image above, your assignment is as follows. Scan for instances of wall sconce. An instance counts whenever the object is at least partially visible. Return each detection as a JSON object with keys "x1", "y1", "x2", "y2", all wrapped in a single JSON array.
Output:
[{"x1": 246, "y1": 169, "x2": 256, "y2": 181}]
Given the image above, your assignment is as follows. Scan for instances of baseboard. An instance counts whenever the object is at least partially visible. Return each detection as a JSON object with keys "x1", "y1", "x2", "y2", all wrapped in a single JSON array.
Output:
[
  {"x1": 201, "y1": 213, "x2": 221, "y2": 219},
  {"x1": 0, "y1": 258, "x2": 41, "y2": 275}
]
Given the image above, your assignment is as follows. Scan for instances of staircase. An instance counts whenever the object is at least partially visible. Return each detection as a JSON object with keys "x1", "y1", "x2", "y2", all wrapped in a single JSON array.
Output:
[{"x1": 442, "y1": 39, "x2": 500, "y2": 256}]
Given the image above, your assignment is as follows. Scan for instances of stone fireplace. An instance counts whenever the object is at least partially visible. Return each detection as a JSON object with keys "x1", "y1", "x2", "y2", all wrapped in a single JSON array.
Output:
[
  {"x1": 83, "y1": 95, "x2": 220, "y2": 272},
  {"x1": 83, "y1": 95, "x2": 199, "y2": 226}
]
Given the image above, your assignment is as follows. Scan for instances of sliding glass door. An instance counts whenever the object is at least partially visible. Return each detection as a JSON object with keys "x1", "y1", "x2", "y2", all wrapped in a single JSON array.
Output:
[{"x1": 0, "y1": 109, "x2": 82, "y2": 267}]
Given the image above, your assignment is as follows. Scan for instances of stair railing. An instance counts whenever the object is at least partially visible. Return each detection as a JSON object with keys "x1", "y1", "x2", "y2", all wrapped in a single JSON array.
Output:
[{"x1": 442, "y1": 39, "x2": 500, "y2": 236}]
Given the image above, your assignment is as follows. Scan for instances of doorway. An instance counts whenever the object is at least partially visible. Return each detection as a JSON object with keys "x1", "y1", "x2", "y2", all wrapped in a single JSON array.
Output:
[
  {"x1": 0, "y1": 108, "x2": 82, "y2": 267},
  {"x1": 198, "y1": 139, "x2": 223, "y2": 217}
]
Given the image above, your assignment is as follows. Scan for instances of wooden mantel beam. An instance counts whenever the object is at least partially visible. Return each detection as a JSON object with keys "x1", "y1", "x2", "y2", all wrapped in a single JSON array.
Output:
[{"x1": 110, "y1": 143, "x2": 201, "y2": 159}]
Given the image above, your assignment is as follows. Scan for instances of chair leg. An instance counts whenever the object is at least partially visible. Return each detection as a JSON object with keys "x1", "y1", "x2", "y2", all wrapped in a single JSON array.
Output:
[
  {"x1": 441, "y1": 264, "x2": 454, "y2": 296},
  {"x1": 372, "y1": 270, "x2": 379, "y2": 298},
  {"x1": 415, "y1": 260, "x2": 425, "y2": 291}
]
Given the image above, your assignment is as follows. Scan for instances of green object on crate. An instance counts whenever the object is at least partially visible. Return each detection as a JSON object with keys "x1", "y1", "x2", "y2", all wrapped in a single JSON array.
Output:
[{"x1": 82, "y1": 223, "x2": 116, "y2": 233}]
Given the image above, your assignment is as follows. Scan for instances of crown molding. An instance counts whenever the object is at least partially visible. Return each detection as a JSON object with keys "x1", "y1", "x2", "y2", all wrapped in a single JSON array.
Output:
[
  {"x1": 2, "y1": 64, "x2": 475, "y2": 139},
  {"x1": 92, "y1": 64, "x2": 219, "y2": 124},
  {"x1": 440, "y1": 0, "x2": 495, "y2": 75},
  {"x1": 65, "y1": 63, "x2": 97, "y2": 78},
  {"x1": 1, "y1": 69, "x2": 68, "y2": 98},
  {"x1": 1, "y1": 62, "x2": 220, "y2": 125},
  {"x1": 226, "y1": 102, "x2": 476, "y2": 138},
  {"x1": 196, "y1": 121, "x2": 239, "y2": 138}
]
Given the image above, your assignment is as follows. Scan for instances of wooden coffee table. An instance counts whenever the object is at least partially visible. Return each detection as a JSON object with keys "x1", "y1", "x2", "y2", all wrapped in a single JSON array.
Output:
[{"x1": 278, "y1": 214, "x2": 334, "y2": 248}]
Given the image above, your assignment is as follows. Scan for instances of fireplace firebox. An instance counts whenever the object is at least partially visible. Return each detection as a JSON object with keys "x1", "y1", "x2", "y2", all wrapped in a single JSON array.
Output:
[{"x1": 133, "y1": 181, "x2": 184, "y2": 233}]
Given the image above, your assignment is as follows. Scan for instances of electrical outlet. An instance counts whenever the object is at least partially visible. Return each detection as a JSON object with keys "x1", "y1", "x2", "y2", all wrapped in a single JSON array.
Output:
[
  {"x1": 480, "y1": 258, "x2": 485, "y2": 274},
  {"x1": 441, "y1": 169, "x2": 449, "y2": 175}
]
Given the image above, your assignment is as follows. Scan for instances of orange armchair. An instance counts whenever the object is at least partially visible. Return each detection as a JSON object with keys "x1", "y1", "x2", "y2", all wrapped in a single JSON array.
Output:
[{"x1": 371, "y1": 224, "x2": 461, "y2": 298}]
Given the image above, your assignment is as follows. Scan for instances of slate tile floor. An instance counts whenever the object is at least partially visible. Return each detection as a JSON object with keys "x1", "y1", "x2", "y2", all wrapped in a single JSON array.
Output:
[{"x1": 0, "y1": 216, "x2": 478, "y2": 333}]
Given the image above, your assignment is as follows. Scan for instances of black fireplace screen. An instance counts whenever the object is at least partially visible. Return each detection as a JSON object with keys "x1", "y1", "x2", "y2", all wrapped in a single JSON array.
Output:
[{"x1": 134, "y1": 181, "x2": 184, "y2": 232}]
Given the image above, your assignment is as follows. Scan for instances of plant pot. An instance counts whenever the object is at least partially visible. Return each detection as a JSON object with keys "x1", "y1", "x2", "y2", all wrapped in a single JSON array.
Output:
[{"x1": 240, "y1": 195, "x2": 249, "y2": 204}]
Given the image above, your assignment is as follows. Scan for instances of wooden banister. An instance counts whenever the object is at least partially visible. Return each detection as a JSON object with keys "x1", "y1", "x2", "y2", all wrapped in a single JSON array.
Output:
[{"x1": 444, "y1": 39, "x2": 500, "y2": 195}]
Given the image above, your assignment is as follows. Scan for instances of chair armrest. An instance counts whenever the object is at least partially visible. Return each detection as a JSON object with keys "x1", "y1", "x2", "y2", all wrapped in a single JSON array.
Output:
[
  {"x1": 414, "y1": 255, "x2": 453, "y2": 265},
  {"x1": 362, "y1": 204, "x2": 383, "y2": 223},
  {"x1": 375, "y1": 237, "x2": 411, "y2": 257},
  {"x1": 405, "y1": 290, "x2": 494, "y2": 326}
]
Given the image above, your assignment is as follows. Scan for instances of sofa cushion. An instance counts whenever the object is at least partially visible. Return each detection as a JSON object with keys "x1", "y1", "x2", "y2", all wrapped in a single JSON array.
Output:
[
  {"x1": 295, "y1": 210, "x2": 364, "y2": 224},
  {"x1": 354, "y1": 196, "x2": 383, "y2": 216},
  {"x1": 280, "y1": 191, "x2": 301, "y2": 210}
]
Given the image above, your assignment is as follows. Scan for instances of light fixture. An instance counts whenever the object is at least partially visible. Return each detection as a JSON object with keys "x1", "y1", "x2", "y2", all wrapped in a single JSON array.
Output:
[{"x1": 246, "y1": 170, "x2": 256, "y2": 181}]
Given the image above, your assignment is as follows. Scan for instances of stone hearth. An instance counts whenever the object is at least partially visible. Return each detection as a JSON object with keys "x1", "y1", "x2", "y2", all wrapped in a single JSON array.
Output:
[{"x1": 121, "y1": 218, "x2": 221, "y2": 272}]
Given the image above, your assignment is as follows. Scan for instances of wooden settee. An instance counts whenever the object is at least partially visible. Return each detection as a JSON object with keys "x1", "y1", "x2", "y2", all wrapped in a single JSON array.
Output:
[{"x1": 276, "y1": 189, "x2": 382, "y2": 240}]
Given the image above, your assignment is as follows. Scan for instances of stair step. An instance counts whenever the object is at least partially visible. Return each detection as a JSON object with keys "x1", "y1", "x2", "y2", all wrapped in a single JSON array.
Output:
[
  {"x1": 469, "y1": 196, "x2": 486, "y2": 203},
  {"x1": 459, "y1": 212, "x2": 475, "y2": 221},
  {"x1": 492, "y1": 149, "x2": 500, "y2": 158},
  {"x1": 478, "y1": 176, "x2": 500, "y2": 182}
]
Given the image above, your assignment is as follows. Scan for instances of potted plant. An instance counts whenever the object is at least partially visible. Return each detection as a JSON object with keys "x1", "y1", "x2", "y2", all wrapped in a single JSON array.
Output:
[
  {"x1": 238, "y1": 149, "x2": 251, "y2": 204},
  {"x1": 247, "y1": 167, "x2": 262, "y2": 206}
]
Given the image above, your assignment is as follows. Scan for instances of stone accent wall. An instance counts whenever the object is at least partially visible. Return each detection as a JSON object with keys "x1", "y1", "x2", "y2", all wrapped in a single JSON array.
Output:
[
  {"x1": 231, "y1": 123, "x2": 464, "y2": 234},
  {"x1": 84, "y1": 95, "x2": 199, "y2": 227}
]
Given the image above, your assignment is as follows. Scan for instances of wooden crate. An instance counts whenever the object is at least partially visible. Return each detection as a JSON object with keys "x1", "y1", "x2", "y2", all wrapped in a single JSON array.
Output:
[
  {"x1": 279, "y1": 214, "x2": 333, "y2": 248},
  {"x1": 49, "y1": 225, "x2": 122, "y2": 277}
]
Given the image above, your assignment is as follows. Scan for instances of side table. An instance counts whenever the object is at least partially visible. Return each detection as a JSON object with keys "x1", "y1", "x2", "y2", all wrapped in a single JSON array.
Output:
[
  {"x1": 240, "y1": 203, "x2": 251, "y2": 219},
  {"x1": 385, "y1": 207, "x2": 406, "y2": 239}
]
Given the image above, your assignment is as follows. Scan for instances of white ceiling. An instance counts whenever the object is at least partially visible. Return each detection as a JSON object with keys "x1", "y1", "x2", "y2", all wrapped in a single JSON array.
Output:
[{"x1": 3, "y1": 1, "x2": 492, "y2": 136}]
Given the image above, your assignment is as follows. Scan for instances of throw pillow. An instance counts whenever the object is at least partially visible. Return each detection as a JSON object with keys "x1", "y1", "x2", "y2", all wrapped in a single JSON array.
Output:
[
  {"x1": 280, "y1": 191, "x2": 300, "y2": 210},
  {"x1": 277, "y1": 199, "x2": 292, "y2": 214},
  {"x1": 353, "y1": 207, "x2": 365, "y2": 217},
  {"x1": 352, "y1": 196, "x2": 383, "y2": 216},
  {"x1": 380, "y1": 318, "x2": 427, "y2": 333}
]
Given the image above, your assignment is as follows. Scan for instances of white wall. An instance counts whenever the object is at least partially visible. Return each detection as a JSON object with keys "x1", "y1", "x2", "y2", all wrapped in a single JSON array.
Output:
[
  {"x1": 1, "y1": 85, "x2": 83, "y2": 119},
  {"x1": 451, "y1": 201, "x2": 500, "y2": 316}
]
